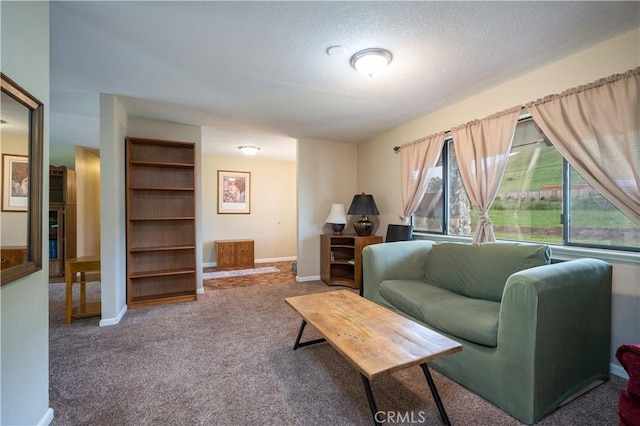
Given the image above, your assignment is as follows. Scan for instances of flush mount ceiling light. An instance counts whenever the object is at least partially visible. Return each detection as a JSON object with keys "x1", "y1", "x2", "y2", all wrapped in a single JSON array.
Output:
[
  {"x1": 238, "y1": 145, "x2": 260, "y2": 156},
  {"x1": 349, "y1": 48, "x2": 393, "y2": 78}
]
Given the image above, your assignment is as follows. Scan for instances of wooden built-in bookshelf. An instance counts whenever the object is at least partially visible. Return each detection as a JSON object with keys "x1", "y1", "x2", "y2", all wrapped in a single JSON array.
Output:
[
  {"x1": 125, "y1": 137, "x2": 197, "y2": 308},
  {"x1": 49, "y1": 166, "x2": 77, "y2": 278}
]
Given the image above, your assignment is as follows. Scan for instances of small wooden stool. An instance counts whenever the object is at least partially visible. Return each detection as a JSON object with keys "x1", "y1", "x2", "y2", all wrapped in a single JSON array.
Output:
[{"x1": 65, "y1": 255, "x2": 101, "y2": 324}]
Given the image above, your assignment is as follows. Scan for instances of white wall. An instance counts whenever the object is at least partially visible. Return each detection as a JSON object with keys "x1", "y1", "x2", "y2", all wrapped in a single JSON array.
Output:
[
  {"x1": 99, "y1": 94, "x2": 128, "y2": 326},
  {"x1": 359, "y1": 27, "x2": 640, "y2": 373},
  {"x1": 297, "y1": 139, "x2": 358, "y2": 280},
  {"x1": 128, "y1": 116, "x2": 202, "y2": 144},
  {"x1": 75, "y1": 147, "x2": 100, "y2": 256},
  {"x1": 49, "y1": 144, "x2": 76, "y2": 169},
  {"x1": 0, "y1": 1, "x2": 52, "y2": 424},
  {"x1": 202, "y1": 155, "x2": 296, "y2": 266},
  {"x1": 610, "y1": 262, "x2": 640, "y2": 350}
]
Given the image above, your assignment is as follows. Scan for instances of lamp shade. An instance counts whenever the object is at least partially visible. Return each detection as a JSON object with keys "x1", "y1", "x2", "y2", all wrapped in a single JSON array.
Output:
[
  {"x1": 347, "y1": 194, "x2": 379, "y2": 236},
  {"x1": 347, "y1": 194, "x2": 379, "y2": 216},
  {"x1": 325, "y1": 203, "x2": 347, "y2": 224}
]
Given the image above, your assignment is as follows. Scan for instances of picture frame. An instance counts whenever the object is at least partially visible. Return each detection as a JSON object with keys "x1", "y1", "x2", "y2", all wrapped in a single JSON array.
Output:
[
  {"x1": 2, "y1": 154, "x2": 29, "y2": 212},
  {"x1": 217, "y1": 170, "x2": 251, "y2": 214}
]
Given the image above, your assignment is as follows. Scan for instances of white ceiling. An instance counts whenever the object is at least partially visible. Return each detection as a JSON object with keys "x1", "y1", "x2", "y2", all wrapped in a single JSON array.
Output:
[{"x1": 49, "y1": 1, "x2": 640, "y2": 161}]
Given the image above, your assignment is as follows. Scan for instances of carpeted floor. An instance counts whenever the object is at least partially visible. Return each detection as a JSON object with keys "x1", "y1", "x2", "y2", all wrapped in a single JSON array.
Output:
[{"x1": 49, "y1": 278, "x2": 626, "y2": 425}]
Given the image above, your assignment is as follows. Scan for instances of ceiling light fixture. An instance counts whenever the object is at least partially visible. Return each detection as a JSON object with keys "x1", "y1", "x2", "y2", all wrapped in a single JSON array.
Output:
[
  {"x1": 349, "y1": 48, "x2": 393, "y2": 78},
  {"x1": 238, "y1": 145, "x2": 260, "y2": 156}
]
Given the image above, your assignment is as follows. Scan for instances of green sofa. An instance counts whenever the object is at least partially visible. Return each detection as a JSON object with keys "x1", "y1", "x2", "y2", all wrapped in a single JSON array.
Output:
[{"x1": 362, "y1": 240, "x2": 612, "y2": 424}]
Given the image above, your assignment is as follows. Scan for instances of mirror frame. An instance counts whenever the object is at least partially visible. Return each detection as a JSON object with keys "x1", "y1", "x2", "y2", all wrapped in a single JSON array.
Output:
[{"x1": 1, "y1": 72, "x2": 43, "y2": 285}]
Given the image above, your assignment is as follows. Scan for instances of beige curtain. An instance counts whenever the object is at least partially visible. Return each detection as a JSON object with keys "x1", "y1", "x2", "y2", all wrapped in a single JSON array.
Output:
[
  {"x1": 399, "y1": 132, "x2": 445, "y2": 224},
  {"x1": 452, "y1": 107, "x2": 521, "y2": 242},
  {"x1": 527, "y1": 67, "x2": 640, "y2": 224}
]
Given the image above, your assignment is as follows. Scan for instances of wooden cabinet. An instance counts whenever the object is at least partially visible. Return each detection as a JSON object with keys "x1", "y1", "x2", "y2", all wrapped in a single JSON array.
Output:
[
  {"x1": 125, "y1": 137, "x2": 197, "y2": 309},
  {"x1": 320, "y1": 234, "x2": 382, "y2": 289},
  {"x1": 1, "y1": 246, "x2": 27, "y2": 270},
  {"x1": 216, "y1": 239, "x2": 254, "y2": 270},
  {"x1": 49, "y1": 166, "x2": 77, "y2": 278}
]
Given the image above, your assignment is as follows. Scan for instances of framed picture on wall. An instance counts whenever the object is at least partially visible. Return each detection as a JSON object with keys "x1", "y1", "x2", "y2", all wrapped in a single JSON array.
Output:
[
  {"x1": 2, "y1": 154, "x2": 29, "y2": 212},
  {"x1": 217, "y1": 170, "x2": 251, "y2": 214}
]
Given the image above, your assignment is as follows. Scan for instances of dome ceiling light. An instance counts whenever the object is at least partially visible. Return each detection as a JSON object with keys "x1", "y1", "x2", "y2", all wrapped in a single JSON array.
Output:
[
  {"x1": 238, "y1": 145, "x2": 260, "y2": 156},
  {"x1": 349, "y1": 48, "x2": 393, "y2": 78}
]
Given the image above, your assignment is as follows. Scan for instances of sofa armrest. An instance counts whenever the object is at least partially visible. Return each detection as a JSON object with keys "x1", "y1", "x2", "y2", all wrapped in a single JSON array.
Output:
[
  {"x1": 362, "y1": 240, "x2": 434, "y2": 301},
  {"x1": 616, "y1": 343, "x2": 640, "y2": 393},
  {"x1": 498, "y1": 258, "x2": 612, "y2": 409}
]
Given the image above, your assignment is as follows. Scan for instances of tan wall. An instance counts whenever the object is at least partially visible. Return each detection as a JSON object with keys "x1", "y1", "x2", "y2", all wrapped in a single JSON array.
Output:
[
  {"x1": 297, "y1": 139, "x2": 358, "y2": 280},
  {"x1": 202, "y1": 155, "x2": 297, "y2": 265},
  {"x1": 359, "y1": 27, "x2": 640, "y2": 373},
  {"x1": 360, "y1": 28, "x2": 640, "y2": 236},
  {"x1": 75, "y1": 147, "x2": 100, "y2": 256},
  {"x1": 0, "y1": 133, "x2": 28, "y2": 246}
]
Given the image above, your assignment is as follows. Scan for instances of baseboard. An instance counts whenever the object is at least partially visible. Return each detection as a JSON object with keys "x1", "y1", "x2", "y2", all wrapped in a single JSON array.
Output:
[
  {"x1": 296, "y1": 275, "x2": 320, "y2": 282},
  {"x1": 203, "y1": 256, "x2": 296, "y2": 268},
  {"x1": 38, "y1": 408, "x2": 54, "y2": 425},
  {"x1": 256, "y1": 256, "x2": 296, "y2": 263},
  {"x1": 99, "y1": 304, "x2": 127, "y2": 327},
  {"x1": 611, "y1": 362, "x2": 629, "y2": 380}
]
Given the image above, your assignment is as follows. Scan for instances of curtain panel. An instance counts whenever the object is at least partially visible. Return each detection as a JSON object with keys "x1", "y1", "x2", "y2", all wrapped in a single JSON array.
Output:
[
  {"x1": 527, "y1": 67, "x2": 640, "y2": 224},
  {"x1": 452, "y1": 107, "x2": 521, "y2": 242},
  {"x1": 399, "y1": 132, "x2": 445, "y2": 224}
]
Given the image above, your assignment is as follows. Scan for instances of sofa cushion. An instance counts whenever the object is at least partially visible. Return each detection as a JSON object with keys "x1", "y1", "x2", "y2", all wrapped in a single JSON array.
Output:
[
  {"x1": 379, "y1": 279, "x2": 500, "y2": 347},
  {"x1": 424, "y1": 242, "x2": 550, "y2": 302}
]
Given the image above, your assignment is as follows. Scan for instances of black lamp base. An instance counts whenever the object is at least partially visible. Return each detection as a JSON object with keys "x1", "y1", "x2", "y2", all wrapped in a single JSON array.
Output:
[{"x1": 353, "y1": 216, "x2": 373, "y2": 236}]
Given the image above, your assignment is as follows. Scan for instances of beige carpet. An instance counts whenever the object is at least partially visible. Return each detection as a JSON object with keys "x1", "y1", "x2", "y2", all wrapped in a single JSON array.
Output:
[{"x1": 49, "y1": 279, "x2": 626, "y2": 425}]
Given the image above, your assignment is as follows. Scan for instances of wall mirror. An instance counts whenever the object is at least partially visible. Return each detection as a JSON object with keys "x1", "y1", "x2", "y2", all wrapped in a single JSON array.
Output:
[{"x1": 1, "y1": 72, "x2": 43, "y2": 285}]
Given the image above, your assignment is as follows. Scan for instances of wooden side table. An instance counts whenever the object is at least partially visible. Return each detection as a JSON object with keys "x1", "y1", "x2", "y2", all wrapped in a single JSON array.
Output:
[
  {"x1": 320, "y1": 234, "x2": 382, "y2": 289},
  {"x1": 65, "y1": 255, "x2": 101, "y2": 324}
]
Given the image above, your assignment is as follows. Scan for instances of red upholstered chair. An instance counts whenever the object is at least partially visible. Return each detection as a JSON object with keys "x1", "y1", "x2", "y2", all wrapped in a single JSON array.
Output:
[{"x1": 617, "y1": 343, "x2": 640, "y2": 426}]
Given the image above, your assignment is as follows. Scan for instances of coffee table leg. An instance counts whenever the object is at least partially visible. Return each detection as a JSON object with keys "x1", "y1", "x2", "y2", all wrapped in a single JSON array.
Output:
[
  {"x1": 361, "y1": 374, "x2": 381, "y2": 426},
  {"x1": 421, "y1": 363, "x2": 451, "y2": 425},
  {"x1": 292, "y1": 320, "x2": 326, "y2": 350}
]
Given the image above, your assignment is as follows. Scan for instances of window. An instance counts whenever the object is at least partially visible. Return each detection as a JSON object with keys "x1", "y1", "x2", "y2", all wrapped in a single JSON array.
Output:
[
  {"x1": 413, "y1": 117, "x2": 640, "y2": 251},
  {"x1": 447, "y1": 143, "x2": 472, "y2": 236},
  {"x1": 488, "y1": 120, "x2": 563, "y2": 244},
  {"x1": 567, "y1": 166, "x2": 640, "y2": 250},
  {"x1": 412, "y1": 155, "x2": 444, "y2": 233}
]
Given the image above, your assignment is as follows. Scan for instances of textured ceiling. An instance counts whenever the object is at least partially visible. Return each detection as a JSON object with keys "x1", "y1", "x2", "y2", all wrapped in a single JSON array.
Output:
[{"x1": 49, "y1": 1, "x2": 640, "y2": 160}]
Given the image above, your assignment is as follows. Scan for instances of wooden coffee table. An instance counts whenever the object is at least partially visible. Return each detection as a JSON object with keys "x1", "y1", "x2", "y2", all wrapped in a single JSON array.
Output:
[{"x1": 285, "y1": 290, "x2": 462, "y2": 425}]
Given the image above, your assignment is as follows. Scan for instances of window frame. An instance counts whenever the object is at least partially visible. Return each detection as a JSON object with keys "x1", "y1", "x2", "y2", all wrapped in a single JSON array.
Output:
[{"x1": 413, "y1": 118, "x2": 639, "y2": 253}]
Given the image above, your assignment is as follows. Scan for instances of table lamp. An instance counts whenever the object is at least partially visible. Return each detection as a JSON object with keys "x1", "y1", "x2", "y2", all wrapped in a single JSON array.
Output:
[
  {"x1": 347, "y1": 193, "x2": 379, "y2": 236},
  {"x1": 325, "y1": 203, "x2": 347, "y2": 234}
]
